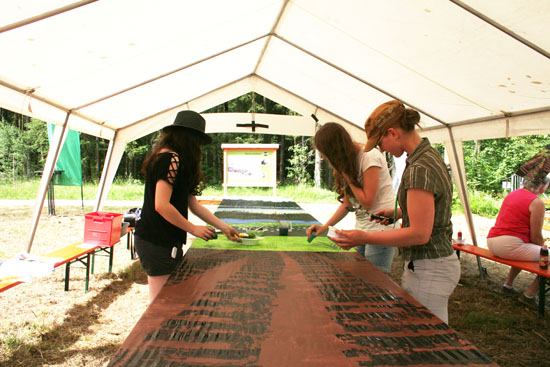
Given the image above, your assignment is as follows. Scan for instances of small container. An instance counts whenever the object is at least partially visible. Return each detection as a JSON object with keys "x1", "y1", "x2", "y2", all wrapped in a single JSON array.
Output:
[
  {"x1": 456, "y1": 230, "x2": 465, "y2": 245},
  {"x1": 84, "y1": 212, "x2": 123, "y2": 247},
  {"x1": 279, "y1": 221, "x2": 291, "y2": 236},
  {"x1": 540, "y1": 242, "x2": 549, "y2": 270},
  {"x1": 327, "y1": 226, "x2": 343, "y2": 239},
  {"x1": 241, "y1": 237, "x2": 260, "y2": 246}
]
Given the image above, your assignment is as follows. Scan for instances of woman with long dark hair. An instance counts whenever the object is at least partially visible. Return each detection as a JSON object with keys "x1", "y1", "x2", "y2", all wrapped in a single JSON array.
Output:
[
  {"x1": 306, "y1": 122, "x2": 396, "y2": 273},
  {"x1": 134, "y1": 110, "x2": 240, "y2": 302}
]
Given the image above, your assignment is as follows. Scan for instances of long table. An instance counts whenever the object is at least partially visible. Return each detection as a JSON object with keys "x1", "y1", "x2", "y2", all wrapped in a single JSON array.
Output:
[{"x1": 108, "y1": 248, "x2": 497, "y2": 367}]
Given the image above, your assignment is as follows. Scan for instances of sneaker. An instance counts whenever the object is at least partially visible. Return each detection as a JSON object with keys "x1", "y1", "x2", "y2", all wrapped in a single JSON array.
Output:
[
  {"x1": 518, "y1": 293, "x2": 550, "y2": 311},
  {"x1": 502, "y1": 284, "x2": 518, "y2": 294},
  {"x1": 518, "y1": 293, "x2": 538, "y2": 309}
]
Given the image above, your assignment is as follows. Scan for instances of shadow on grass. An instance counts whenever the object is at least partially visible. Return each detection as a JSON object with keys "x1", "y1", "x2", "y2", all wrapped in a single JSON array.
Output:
[
  {"x1": 3, "y1": 260, "x2": 146, "y2": 367},
  {"x1": 448, "y1": 266, "x2": 550, "y2": 367}
]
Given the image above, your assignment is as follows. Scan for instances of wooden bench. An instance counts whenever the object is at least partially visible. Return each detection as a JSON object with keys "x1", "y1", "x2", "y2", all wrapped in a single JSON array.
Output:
[
  {"x1": 0, "y1": 278, "x2": 23, "y2": 293},
  {"x1": 45, "y1": 242, "x2": 100, "y2": 292},
  {"x1": 453, "y1": 242, "x2": 550, "y2": 317},
  {"x1": 0, "y1": 243, "x2": 98, "y2": 293},
  {"x1": 0, "y1": 239, "x2": 122, "y2": 293}
]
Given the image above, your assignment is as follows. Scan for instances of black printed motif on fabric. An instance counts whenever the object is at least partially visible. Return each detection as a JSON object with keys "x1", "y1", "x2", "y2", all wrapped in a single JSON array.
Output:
[
  {"x1": 286, "y1": 252, "x2": 494, "y2": 366},
  {"x1": 108, "y1": 250, "x2": 496, "y2": 367},
  {"x1": 134, "y1": 251, "x2": 285, "y2": 366}
]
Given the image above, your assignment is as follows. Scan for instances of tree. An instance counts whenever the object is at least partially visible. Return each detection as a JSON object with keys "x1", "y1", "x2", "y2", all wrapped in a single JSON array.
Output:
[
  {"x1": 0, "y1": 120, "x2": 23, "y2": 179},
  {"x1": 286, "y1": 138, "x2": 315, "y2": 185},
  {"x1": 22, "y1": 118, "x2": 49, "y2": 176},
  {"x1": 463, "y1": 135, "x2": 550, "y2": 194}
]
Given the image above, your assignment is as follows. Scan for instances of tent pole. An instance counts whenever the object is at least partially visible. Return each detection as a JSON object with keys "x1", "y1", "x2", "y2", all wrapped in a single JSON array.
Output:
[
  {"x1": 81, "y1": 183, "x2": 85, "y2": 213},
  {"x1": 25, "y1": 112, "x2": 71, "y2": 253},
  {"x1": 94, "y1": 133, "x2": 126, "y2": 212},
  {"x1": 0, "y1": 0, "x2": 98, "y2": 34},
  {"x1": 444, "y1": 127, "x2": 485, "y2": 278}
]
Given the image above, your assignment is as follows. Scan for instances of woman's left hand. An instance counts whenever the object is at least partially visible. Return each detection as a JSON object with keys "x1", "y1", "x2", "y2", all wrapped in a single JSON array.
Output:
[{"x1": 331, "y1": 229, "x2": 368, "y2": 250}]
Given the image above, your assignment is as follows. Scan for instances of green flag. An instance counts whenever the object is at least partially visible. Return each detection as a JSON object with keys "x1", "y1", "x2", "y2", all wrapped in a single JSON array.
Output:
[{"x1": 47, "y1": 124, "x2": 82, "y2": 186}]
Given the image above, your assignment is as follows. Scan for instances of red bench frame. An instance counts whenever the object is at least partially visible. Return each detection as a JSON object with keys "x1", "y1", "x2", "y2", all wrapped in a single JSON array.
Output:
[{"x1": 454, "y1": 243, "x2": 550, "y2": 317}]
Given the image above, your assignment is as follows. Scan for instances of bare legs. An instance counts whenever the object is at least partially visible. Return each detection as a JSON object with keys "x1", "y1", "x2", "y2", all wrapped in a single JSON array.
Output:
[
  {"x1": 505, "y1": 266, "x2": 539, "y2": 298},
  {"x1": 524, "y1": 276, "x2": 539, "y2": 298},
  {"x1": 147, "y1": 274, "x2": 170, "y2": 303},
  {"x1": 504, "y1": 267, "x2": 522, "y2": 288}
]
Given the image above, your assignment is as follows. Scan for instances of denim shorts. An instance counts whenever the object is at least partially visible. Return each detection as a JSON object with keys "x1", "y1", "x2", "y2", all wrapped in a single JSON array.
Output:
[{"x1": 134, "y1": 234, "x2": 184, "y2": 276}]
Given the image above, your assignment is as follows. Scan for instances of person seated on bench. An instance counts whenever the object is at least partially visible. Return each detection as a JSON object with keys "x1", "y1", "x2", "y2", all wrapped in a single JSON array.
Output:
[{"x1": 487, "y1": 175, "x2": 549, "y2": 300}]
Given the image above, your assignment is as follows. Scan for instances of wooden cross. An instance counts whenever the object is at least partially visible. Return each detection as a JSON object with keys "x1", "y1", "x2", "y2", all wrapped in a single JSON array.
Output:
[{"x1": 236, "y1": 120, "x2": 269, "y2": 132}]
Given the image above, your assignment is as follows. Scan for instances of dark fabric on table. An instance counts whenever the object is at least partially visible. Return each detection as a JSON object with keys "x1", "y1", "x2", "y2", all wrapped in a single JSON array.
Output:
[{"x1": 108, "y1": 248, "x2": 497, "y2": 367}]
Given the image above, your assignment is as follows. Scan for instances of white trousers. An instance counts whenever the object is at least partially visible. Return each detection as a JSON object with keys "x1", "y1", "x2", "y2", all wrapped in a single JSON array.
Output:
[
  {"x1": 487, "y1": 235, "x2": 540, "y2": 262},
  {"x1": 402, "y1": 254, "x2": 461, "y2": 324}
]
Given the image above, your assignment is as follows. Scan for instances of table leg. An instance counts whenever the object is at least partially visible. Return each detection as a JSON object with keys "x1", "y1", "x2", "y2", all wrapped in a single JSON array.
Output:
[
  {"x1": 108, "y1": 247, "x2": 114, "y2": 273},
  {"x1": 64, "y1": 263, "x2": 70, "y2": 291},
  {"x1": 539, "y1": 275, "x2": 547, "y2": 318},
  {"x1": 85, "y1": 254, "x2": 90, "y2": 292}
]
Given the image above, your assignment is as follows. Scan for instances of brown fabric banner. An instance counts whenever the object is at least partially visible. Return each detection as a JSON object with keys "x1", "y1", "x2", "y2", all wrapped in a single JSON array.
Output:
[{"x1": 109, "y1": 249, "x2": 496, "y2": 367}]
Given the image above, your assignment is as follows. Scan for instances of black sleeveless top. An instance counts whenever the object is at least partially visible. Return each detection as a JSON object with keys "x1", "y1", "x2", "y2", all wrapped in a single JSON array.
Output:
[{"x1": 135, "y1": 152, "x2": 189, "y2": 247}]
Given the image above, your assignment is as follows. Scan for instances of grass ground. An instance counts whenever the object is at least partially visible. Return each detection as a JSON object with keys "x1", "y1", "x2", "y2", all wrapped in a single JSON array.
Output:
[{"x1": 0, "y1": 203, "x2": 549, "y2": 367}]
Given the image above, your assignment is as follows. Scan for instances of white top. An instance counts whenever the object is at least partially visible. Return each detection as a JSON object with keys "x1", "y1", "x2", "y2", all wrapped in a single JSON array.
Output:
[{"x1": 349, "y1": 149, "x2": 396, "y2": 232}]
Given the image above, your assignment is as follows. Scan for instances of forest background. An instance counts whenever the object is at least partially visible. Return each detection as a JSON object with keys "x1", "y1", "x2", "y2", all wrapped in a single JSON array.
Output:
[{"x1": 1, "y1": 92, "x2": 549, "y2": 212}]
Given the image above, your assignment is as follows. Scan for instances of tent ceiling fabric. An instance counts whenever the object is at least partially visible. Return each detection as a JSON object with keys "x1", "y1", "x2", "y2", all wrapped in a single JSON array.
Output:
[{"x1": 1, "y1": 0, "x2": 549, "y2": 143}]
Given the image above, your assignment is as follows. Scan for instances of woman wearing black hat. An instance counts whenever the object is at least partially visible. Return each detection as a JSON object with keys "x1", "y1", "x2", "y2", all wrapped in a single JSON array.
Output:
[{"x1": 134, "y1": 110, "x2": 240, "y2": 302}]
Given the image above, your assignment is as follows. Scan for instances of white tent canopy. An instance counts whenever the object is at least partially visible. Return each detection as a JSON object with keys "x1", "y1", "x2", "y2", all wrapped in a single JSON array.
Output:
[{"x1": 1, "y1": 0, "x2": 549, "y2": 252}]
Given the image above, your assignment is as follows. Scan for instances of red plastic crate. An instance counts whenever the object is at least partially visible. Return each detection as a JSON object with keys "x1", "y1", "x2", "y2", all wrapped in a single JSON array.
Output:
[{"x1": 84, "y1": 212, "x2": 123, "y2": 247}]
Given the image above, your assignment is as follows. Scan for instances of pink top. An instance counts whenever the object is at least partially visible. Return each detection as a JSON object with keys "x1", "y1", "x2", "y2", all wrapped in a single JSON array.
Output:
[{"x1": 487, "y1": 189, "x2": 537, "y2": 243}]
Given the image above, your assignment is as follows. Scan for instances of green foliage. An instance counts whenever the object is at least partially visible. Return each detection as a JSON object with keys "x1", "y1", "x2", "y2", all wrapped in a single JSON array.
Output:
[
  {"x1": 23, "y1": 118, "x2": 49, "y2": 169},
  {"x1": 286, "y1": 139, "x2": 315, "y2": 185},
  {"x1": 80, "y1": 134, "x2": 110, "y2": 182},
  {"x1": 108, "y1": 178, "x2": 145, "y2": 200},
  {"x1": 0, "y1": 118, "x2": 49, "y2": 178},
  {"x1": 275, "y1": 184, "x2": 337, "y2": 203},
  {"x1": 0, "y1": 120, "x2": 21, "y2": 176},
  {"x1": 121, "y1": 138, "x2": 151, "y2": 179},
  {"x1": 0, "y1": 179, "x2": 338, "y2": 203},
  {"x1": 204, "y1": 91, "x2": 296, "y2": 115},
  {"x1": 463, "y1": 135, "x2": 550, "y2": 194},
  {"x1": 202, "y1": 184, "x2": 337, "y2": 203},
  {"x1": 468, "y1": 190, "x2": 503, "y2": 218},
  {"x1": 452, "y1": 186, "x2": 503, "y2": 218}
]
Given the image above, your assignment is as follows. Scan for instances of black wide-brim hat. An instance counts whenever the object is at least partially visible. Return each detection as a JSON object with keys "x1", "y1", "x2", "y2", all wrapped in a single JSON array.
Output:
[{"x1": 163, "y1": 110, "x2": 212, "y2": 144}]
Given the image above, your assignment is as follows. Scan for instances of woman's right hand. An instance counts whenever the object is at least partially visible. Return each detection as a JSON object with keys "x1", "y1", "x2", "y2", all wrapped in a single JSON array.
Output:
[
  {"x1": 306, "y1": 224, "x2": 327, "y2": 238},
  {"x1": 190, "y1": 225, "x2": 217, "y2": 241},
  {"x1": 372, "y1": 208, "x2": 397, "y2": 225}
]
